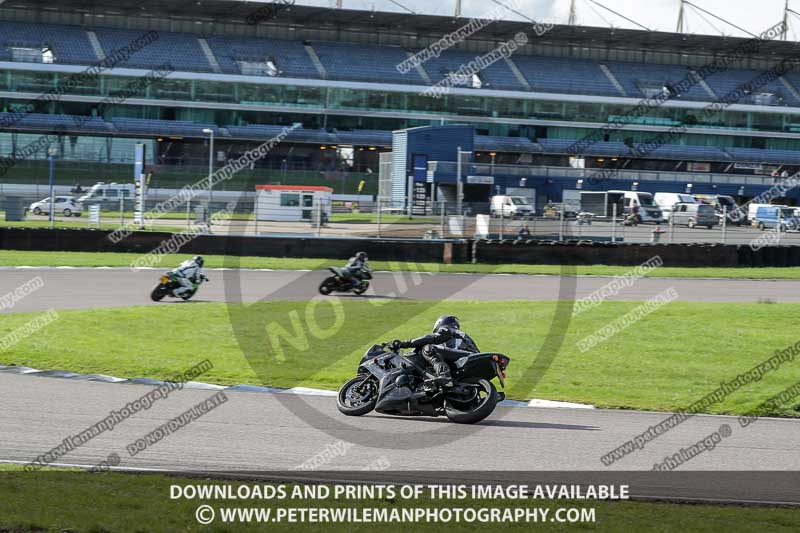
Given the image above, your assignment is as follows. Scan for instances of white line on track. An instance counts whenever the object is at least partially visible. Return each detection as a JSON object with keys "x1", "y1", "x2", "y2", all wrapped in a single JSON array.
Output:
[{"x1": 0, "y1": 366, "x2": 594, "y2": 410}]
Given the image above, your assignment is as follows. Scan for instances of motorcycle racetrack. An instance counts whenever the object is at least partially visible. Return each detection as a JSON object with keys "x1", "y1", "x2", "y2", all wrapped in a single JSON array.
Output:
[
  {"x1": 3, "y1": 267, "x2": 800, "y2": 313},
  {"x1": 2, "y1": 371, "x2": 800, "y2": 504},
  {"x1": 2, "y1": 267, "x2": 800, "y2": 505}
]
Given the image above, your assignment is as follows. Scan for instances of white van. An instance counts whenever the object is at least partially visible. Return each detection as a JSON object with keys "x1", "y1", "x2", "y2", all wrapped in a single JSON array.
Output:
[
  {"x1": 490, "y1": 195, "x2": 534, "y2": 218},
  {"x1": 747, "y1": 203, "x2": 778, "y2": 222},
  {"x1": 608, "y1": 190, "x2": 663, "y2": 223},
  {"x1": 78, "y1": 182, "x2": 135, "y2": 207},
  {"x1": 654, "y1": 192, "x2": 696, "y2": 222}
]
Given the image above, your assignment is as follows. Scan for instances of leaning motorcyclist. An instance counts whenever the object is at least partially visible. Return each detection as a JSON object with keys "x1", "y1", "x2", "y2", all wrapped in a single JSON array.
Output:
[
  {"x1": 391, "y1": 315, "x2": 479, "y2": 388},
  {"x1": 171, "y1": 255, "x2": 208, "y2": 297},
  {"x1": 340, "y1": 251, "x2": 371, "y2": 288}
]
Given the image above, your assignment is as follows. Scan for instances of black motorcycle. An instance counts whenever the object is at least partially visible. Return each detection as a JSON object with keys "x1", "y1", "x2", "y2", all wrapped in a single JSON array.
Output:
[
  {"x1": 150, "y1": 272, "x2": 208, "y2": 302},
  {"x1": 337, "y1": 343, "x2": 510, "y2": 424},
  {"x1": 319, "y1": 267, "x2": 372, "y2": 296}
]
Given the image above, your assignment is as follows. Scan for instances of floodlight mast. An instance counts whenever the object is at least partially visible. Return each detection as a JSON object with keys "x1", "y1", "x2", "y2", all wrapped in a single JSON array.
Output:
[
  {"x1": 677, "y1": 0, "x2": 686, "y2": 33},
  {"x1": 678, "y1": 0, "x2": 761, "y2": 38},
  {"x1": 783, "y1": 0, "x2": 800, "y2": 41}
]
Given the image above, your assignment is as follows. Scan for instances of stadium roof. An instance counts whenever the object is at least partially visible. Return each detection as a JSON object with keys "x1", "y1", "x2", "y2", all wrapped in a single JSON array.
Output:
[{"x1": 3, "y1": 0, "x2": 800, "y2": 57}]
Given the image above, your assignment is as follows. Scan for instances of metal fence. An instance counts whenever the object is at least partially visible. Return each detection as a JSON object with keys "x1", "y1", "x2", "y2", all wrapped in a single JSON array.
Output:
[
  {"x1": 0, "y1": 192, "x2": 452, "y2": 239},
  {"x1": 4, "y1": 188, "x2": 800, "y2": 248}
]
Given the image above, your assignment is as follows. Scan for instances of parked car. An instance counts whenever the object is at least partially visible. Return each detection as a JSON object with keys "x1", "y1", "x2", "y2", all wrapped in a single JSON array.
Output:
[
  {"x1": 490, "y1": 195, "x2": 534, "y2": 218},
  {"x1": 28, "y1": 196, "x2": 83, "y2": 217},
  {"x1": 543, "y1": 202, "x2": 577, "y2": 219},
  {"x1": 654, "y1": 192, "x2": 696, "y2": 222},
  {"x1": 753, "y1": 206, "x2": 798, "y2": 231},
  {"x1": 670, "y1": 203, "x2": 716, "y2": 228}
]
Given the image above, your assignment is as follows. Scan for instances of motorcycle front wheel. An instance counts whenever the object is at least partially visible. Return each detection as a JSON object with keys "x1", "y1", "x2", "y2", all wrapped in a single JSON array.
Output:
[
  {"x1": 444, "y1": 378, "x2": 499, "y2": 424},
  {"x1": 353, "y1": 280, "x2": 370, "y2": 295},
  {"x1": 337, "y1": 375, "x2": 378, "y2": 416},
  {"x1": 319, "y1": 276, "x2": 337, "y2": 295},
  {"x1": 150, "y1": 284, "x2": 168, "y2": 302}
]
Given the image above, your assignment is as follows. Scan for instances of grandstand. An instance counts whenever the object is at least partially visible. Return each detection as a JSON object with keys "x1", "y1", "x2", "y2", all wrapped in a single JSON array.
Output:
[{"x1": 2, "y1": 0, "x2": 800, "y2": 208}]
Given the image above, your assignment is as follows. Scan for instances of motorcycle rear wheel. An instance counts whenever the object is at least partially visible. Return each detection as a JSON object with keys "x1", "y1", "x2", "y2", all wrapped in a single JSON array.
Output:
[
  {"x1": 319, "y1": 277, "x2": 337, "y2": 295},
  {"x1": 444, "y1": 378, "x2": 498, "y2": 424},
  {"x1": 337, "y1": 375, "x2": 378, "y2": 416},
  {"x1": 180, "y1": 289, "x2": 196, "y2": 301}
]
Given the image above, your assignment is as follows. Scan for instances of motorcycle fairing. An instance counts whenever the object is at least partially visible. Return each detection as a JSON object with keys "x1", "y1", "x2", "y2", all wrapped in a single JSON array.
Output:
[{"x1": 453, "y1": 352, "x2": 508, "y2": 382}]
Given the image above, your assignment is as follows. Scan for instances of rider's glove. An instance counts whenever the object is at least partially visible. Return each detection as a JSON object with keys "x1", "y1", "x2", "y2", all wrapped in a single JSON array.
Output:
[{"x1": 391, "y1": 339, "x2": 402, "y2": 350}]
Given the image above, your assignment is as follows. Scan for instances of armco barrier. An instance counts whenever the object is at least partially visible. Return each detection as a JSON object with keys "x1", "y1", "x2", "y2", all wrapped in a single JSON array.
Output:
[
  {"x1": 0, "y1": 228, "x2": 470, "y2": 264},
  {"x1": 474, "y1": 239, "x2": 748, "y2": 267},
  {"x1": 5, "y1": 228, "x2": 800, "y2": 267}
]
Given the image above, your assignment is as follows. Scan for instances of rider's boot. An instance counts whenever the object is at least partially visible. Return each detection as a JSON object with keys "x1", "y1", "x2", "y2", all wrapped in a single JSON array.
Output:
[{"x1": 423, "y1": 375, "x2": 454, "y2": 391}]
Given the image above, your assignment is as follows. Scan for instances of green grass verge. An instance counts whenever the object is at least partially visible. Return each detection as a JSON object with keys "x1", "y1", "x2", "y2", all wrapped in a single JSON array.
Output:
[
  {"x1": 2, "y1": 301, "x2": 800, "y2": 416},
  {"x1": 3, "y1": 249, "x2": 800, "y2": 279},
  {"x1": 97, "y1": 210, "x2": 257, "y2": 221},
  {"x1": 0, "y1": 220, "x2": 189, "y2": 232},
  {"x1": 0, "y1": 219, "x2": 129, "y2": 230},
  {"x1": 59, "y1": 211, "x2": 433, "y2": 224},
  {"x1": 0, "y1": 250, "x2": 334, "y2": 270},
  {"x1": 2, "y1": 470, "x2": 797, "y2": 532},
  {"x1": 329, "y1": 212, "x2": 440, "y2": 224}
]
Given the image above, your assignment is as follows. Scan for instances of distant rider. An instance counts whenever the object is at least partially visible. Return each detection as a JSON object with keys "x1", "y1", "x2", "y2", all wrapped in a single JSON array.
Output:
[
  {"x1": 391, "y1": 315, "x2": 479, "y2": 388},
  {"x1": 172, "y1": 255, "x2": 208, "y2": 297},
  {"x1": 341, "y1": 251, "x2": 371, "y2": 288}
]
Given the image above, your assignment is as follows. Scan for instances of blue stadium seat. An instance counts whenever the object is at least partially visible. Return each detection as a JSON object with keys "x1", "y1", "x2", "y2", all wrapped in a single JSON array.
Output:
[
  {"x1": 227, "y1": 124, "x2": 394, "y2": 146},
  {"x1": 513, "y1": 56, "x2": 618, "y2": 96},
  {"x1": 110, "y1": 117, "x2": 219, "y2": 137},
  {"x1": 6, "y1": 110, "x2": 800, "y2": 167},
  {"x1": 1, "y1": 18, "x2": 799, "y2": 113},
  {"x1": 205, "y1": 36, "x2": 319, "y2": 78},
  {"x1": 334, "y1": 129, "x2": 393, "y2": 146},
  {"x1": 639, "y1": 143, "x2": 729, "y2": 161},
  {"x1": 725, "y1": 147, "x2": 800, "y2": 165},
  {"x1": 0, "y1": 112, "x2": 111, "y2": 133},
  {"x1": 604, "y1": 61, "x2": 712, "y2": 101},
  {"x1": 705, "y1": 68, "x2": 799, "y2": 107},
  {"x1": 93, "y1": 28, "x2": 212, "y2": 72},
  {"x1": 475, "y1": 136, "x2": 541, "y2": 153},
  {"x1": 312, "y1": 42, "x2": 425, "y2": 85},
  {"x1": 0, "y1": 21, "x2": 96, "y2": 65},
  {"x1": 537, "y1": 137, "x2": 732, "y2": 161},
  {"x1": 419, "y1": 50, "x2": 523, "y2": 91}
]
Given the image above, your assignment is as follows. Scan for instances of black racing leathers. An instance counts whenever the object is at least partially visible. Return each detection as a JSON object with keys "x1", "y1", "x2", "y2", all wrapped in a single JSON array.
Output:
[{"x1": 398, "y1": 327, "x2": 479, "y2": 382}]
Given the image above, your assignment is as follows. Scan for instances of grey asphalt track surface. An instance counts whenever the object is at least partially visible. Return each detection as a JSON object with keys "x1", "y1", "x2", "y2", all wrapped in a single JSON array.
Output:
[
  {"x1": 3, "y1": 267, "x2": 800, "y2": 314},
  {"x1": 2, "y1": 372, "x2": 800, "y2": 504},
  {"x1": 3, "y1": 267, "x2": 800, "y2": 505}
]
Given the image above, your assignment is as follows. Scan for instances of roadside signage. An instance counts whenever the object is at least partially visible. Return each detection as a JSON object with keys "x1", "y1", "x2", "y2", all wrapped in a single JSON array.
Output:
[
  {"x1": 88, "y1": 205, "x2": 101, "y2": 228},
  {"x1": 134, "y1": 144, "x2": 147, "y2": 228}
]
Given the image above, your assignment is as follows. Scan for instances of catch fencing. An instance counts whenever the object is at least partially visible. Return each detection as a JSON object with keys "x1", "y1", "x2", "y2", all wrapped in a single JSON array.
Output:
[{"x1": 5, "y1": 190, "x2": 800, "y2": 247}]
